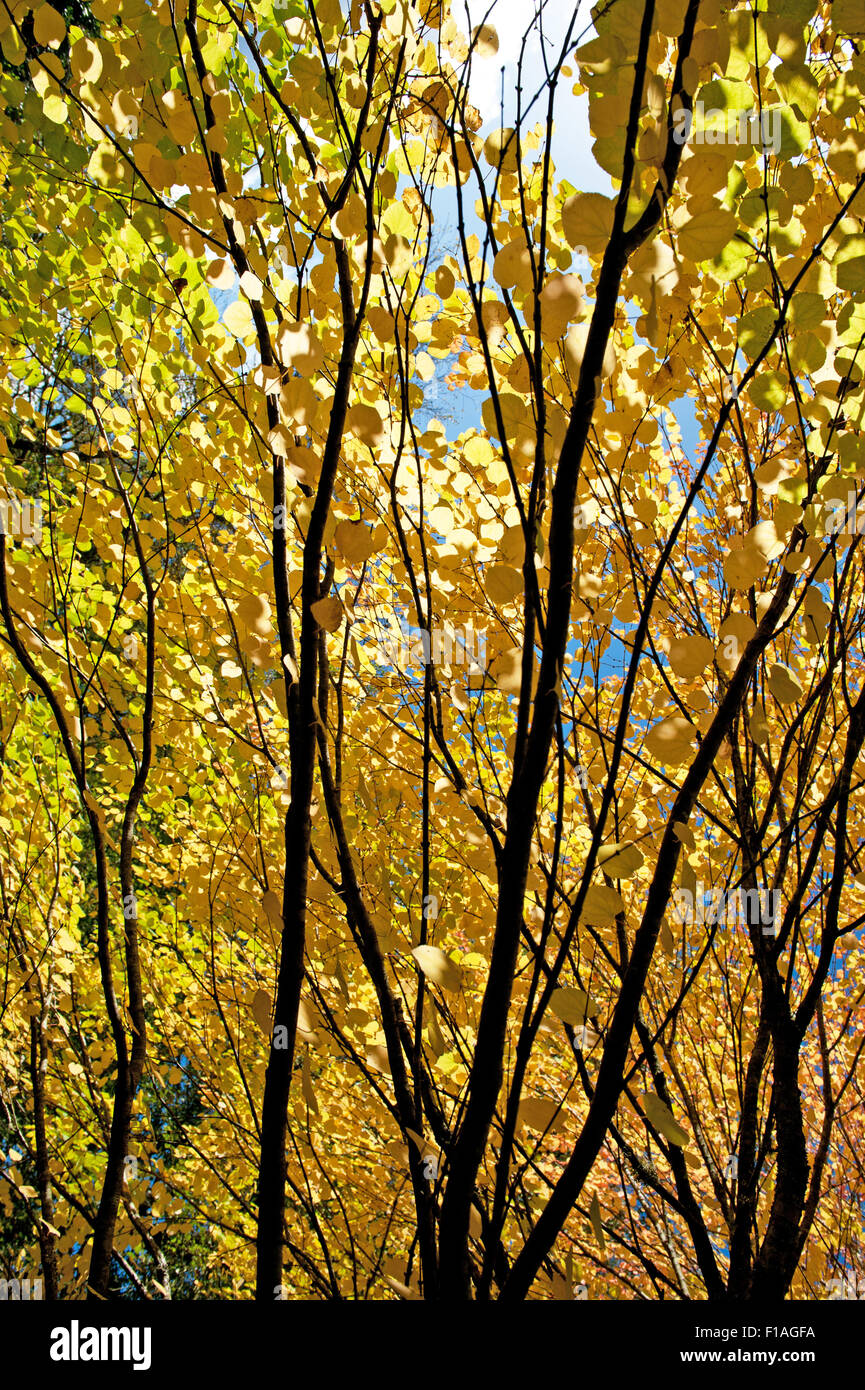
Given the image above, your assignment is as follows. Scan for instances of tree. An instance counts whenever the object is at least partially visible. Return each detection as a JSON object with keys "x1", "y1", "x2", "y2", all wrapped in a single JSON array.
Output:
[{"x1": 1, "y1": 0, "x2": 864, "y2": 1302}]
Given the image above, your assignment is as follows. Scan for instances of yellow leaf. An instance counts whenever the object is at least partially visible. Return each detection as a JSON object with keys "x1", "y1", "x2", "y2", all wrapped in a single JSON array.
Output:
[
  {"x1": 384, "y1": 1274, "x2": 420, "y2": 1299},
  {"x1": 42, "y1": 94, "x2": 68, "y2": 124},
  {"x1": 301, "y1": 1053, "x2": 318, "y2": 1113},
  {"x1": 344, "y1": 76, "x2": 367, "y2": 109},
  {"x1": 490, "y1": 646, "x2": 522, "y2": 693},
  {"x1": 580, "y1": 883, "x2": 624, "y2": 925},
  {"x1": 485, "y1": 563, "x2": 523, "y2": 606},
  {"x1": 493, "y1": 238, "x2": 534, "y2": 290},
  {"x1": 672, "y1": 820, "x2": 695, "y2": 849},
  {"x1": 366, "y1": 1044, "x2": 391, "y2": 1074},
  {"x1": 483, "y1": 127, "x2": 518, "y2": 172},
  {"x1": 311, "y1": 595, "x2": 344, "y2": 633},
  {"x1": 667, "y1": 634, "x2": 713, "y2": 679},
  {"x1": 597, "y1": 841, "x2": 644, "y2": 878},
  {"x1": 435, "y1": 264, "x2": 455, "y2": 297},
  {"x1": 405, "y1": 1127, "x2": 437, "y2": 1158},
  {"x1": 262, "y1": 889, "x2": 283, "y2": 925},
  {"x1": 471, "y1": 23, "x2": 499, "y2": 57},
  {"x1": 426, "y1": 1012, "x2": 447, "y2": 1057},
  {"x1": 70, "y1": 36, "x2": 102, "y2": 82},
  {"x1": 464, "y1": 434, "x2": 493, "y2": 467},
  {"x1": 518, "y1": 1096, "x2": 563, "y2": 1131},
  {"x1": 87, "y1": 143, "x2": 125, "y2": 189},
  {"x1": 276, "y1": 321, "x2": 323, "y2": 372},
  {"x1": 206, "y1": 258, "x2": 234, "y2": 289},
  {"x1": 644, "y1": 715, "x2": 695, "y2": 766},
  {"x1": 539, "y1": 272, "x2": 583, "y2": 338},
  {"x1": 238, "y1": 270, "x2": 262, "y2": 301},
  {"x1": 33, "y1": 3, "x2": 67, "y2": 47},
  {"x1": 82, "y1": 789, "x2": 106, "y2": 829},
  {"x1": 642, "y1": 1091, "x2": 689, "y2": 1146},
  {"x1": 750, "y1": 711, "x2": 770, "y2": 745},
  {"x1": 297, "y1": 999, "x2": 319, "y2": 1044},
  {"x1": 745, "y1": 520, "x2": 785, "y2": 561},
  {"x1": 334, "y1": 520, "x2": 376, "y2": 565},
  {"x1": 279, "y1": 377, "x2": 317, "y2": 426},
  {"x1": 384, "y1": 233, "x2": 412, "y2": 278},
  {"x1": 723, "y1": 545, "x2": 768, "y2": 591},
  {"x1": 331, "y1": 194, "x2": 366, "y2": 240},
  {"x1": 719, "y1": 613, "x2": 756, "y2": 647},
  {"x1": 367, "y1": 305, "x2": 395, "y2": 342},
  {"x1": 0, "y1": 23, "x2": 24, "y2": 63},
  {"x1": 549, "y1": 986, "x2": 596, "y2": 1026},
  {"x1": 481, "y1": 391, "x2": 526, "y2": 440},
  {"x1": 251, "y1": 989, "x2": 272, "y2": 1036},
  {"x1": 267, "y1": 423, "x2": 293, "y2": 457},
  {"x1": 348, "y1": 402, "x2": 386, "y2": 446},
  {"x1": 565, "y1": 323, "x2": 615, "y2": 379},
  {"x1": 411, "y1": 945, "x2": 462, "y2": 991},
  {"x1": 223, "y1": 299, "x2": 255, "y2": 338},
  {"x1": 589, "y1": 1192, "x2": 606, "y2": 1251},
  {"x1": 562, "y1": 192, "x2": 614, "y2": 254},
  {"x1": 833, "y1": 0, "x2": 865, "y2": 36},
  {"x1": 677, "y1": 208, "x2": 737, "y2": 262},
  {"x1": 768, "y1": 662, "x2": 803, "y2": 705},
  {"x1": 236, "y1": 592, "x2": 272, "y2": 635},
  {"x1": 415, "y1": 351, "x2": 435, "y2": 382}
]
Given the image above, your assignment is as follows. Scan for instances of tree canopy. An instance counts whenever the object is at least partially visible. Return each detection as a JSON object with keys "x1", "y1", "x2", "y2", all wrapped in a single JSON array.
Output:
[{"x1": 1, "y1": 0, "x2": 865, "y2": 1303}]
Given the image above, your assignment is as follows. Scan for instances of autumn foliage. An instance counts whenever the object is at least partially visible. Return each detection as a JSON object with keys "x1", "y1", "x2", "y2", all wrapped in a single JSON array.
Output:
[{"x1": 1, "y1": 0, "x2": 865, "y2": 1302}]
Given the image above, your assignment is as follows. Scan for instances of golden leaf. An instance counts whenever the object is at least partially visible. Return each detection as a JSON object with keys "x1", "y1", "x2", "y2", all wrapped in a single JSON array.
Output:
[
  {"x1": 485, "y1": 564, "x2": 523, "y2": 606},
  {"x1": 549, "y1": 986, "x2": 596, "y2": 1026},
  {"x1": 366, "y1": 1044, "x2": 391, "y2": 1074},
  {"x1": 33, "y1": 3, "x2": 67, "y2": 47},
  {"x1": 768, "y1": 663, "x2": 803, "y2": 706},
  {"x1": 348, "y1": 402, "x2": 386, "y2": 446},
  {"x1": 251, "y1": 989, "x2": 272, "y2": 1037},
  {"x1": 589, "y1": 1193, "x2": 606, "y2": 1251},
  {"x1": 334, "y1": 520, "x2": 376, "y2": 566},
  {"x1": 597, "y1": 841, "x2": 644, "y2": 878},
  {"x1": 561, "y1": 192, "x2": 615, "y2": 254},
  {"x1": 411, "y1": 945, "x2": 462, "y2": 991},
  {"x1": 644, "y1": 715, "x2": 696, "y2": 766},
  {"x1": 310, "y1": 595, "x2": 344, "y2": 633},
  {"x1": 677, "y1": 208, "x2": 737, "y2": 262},
  {"x1": 471, "y1": 23, "x2": 499, "y2": 56},
  {"x1": 667, "y1": 634, "x2": 714, "y2": 679},
  {"x1": 483, "y1": 127, "x2": 518, "y2": 172},
  {"x1": 518, "y1": 1096, "x2": 563, "y2": 1131},
  {"x1": 642, "y1": 1091, "x2": 689, "y2": 1146},
  {"x1": 490, "y1": 646, "x2": 522, "y2": 693}
]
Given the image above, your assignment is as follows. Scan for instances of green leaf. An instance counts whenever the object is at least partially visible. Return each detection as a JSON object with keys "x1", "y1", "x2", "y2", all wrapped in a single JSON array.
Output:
[
  {"x1": 836, "y1": 256, "x2": 865, "y2": 292},
  {"x1": 737, "y1": 306, "x2": 777, "y2": 359},
  {"x1": 678, "y1": 208, "x2": 737, "y2": 262},
  {"x1": 747, "y1": 371, "x2": 788, "y2": 412},
  {"x1": 772, "y1": 62, "x2": 819, "y2": 121},
  {"x1": 787, "y1": 331, "x2": 826, "y2": 374},
  {"x1": 789, "y1": 292, "x2": 826, "y2": 330},
  {"x1": 776, "y1": 105, "x2": 811, "y2": 157},
  {"x1": 710, "y1": 235, "x2": 752, "y2": 283}
]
